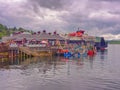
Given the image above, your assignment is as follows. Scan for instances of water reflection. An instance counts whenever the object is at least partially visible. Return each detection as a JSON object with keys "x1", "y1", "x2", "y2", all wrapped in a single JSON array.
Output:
[
  {"x1": 98, "y1": 49, "x2": 108, "y2": 69},
  {"x1": 0, "y1": 50, "x2": 108, "y2": 75},
  {"x1": 100, "y1": 49, "x2": 108, "y2": 60},
  {"x1": 0, "y1": 55, "x2": 95, "y2": 75},
  {"x1": 1, "y1": 45, "x2": 120, "y2": 90}
]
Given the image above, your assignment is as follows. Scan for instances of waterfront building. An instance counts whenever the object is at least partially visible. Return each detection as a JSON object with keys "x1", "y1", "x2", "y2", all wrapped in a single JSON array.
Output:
[
  {"x1": 2, "y1": 30, "x2": 66, "y2": 48},
  {"x1": 1, "y1": 30, "x2": 99, "y2": 57}
]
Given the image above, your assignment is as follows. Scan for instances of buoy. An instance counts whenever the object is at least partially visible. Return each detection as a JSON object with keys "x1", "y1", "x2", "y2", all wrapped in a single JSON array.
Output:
[
  {"x1": 64, "y1": 52, "x2": 72, "y2": 58},
  {"x1": 87, "y1": 50, "x2": 94, "y2": 56}
]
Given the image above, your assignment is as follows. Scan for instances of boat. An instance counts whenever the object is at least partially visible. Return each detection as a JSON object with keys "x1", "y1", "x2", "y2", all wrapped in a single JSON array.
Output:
[{"x1": 95, "y1": 37, "x2": 108, "y2": 51}]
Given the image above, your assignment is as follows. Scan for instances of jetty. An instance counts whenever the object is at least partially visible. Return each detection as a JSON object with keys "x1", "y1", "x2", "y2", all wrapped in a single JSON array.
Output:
[
  {"x1": 1, "y1": 30, "x2": 66, "y2": 57},
  {"x1": 0, "y1": 29, "x2": 107, "y2": 58},
  {"x1": 19, "y1": 47, "x2": 52, "y2": 57}
]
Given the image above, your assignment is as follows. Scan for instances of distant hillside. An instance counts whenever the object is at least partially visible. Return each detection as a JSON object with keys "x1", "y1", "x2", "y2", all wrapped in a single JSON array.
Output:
[
  {"x1": 108, "y1": 40, "x2": 120, "y2": 44},
  {"x1": 0, "y1": 24, "x2": 33, "y2": 39}
]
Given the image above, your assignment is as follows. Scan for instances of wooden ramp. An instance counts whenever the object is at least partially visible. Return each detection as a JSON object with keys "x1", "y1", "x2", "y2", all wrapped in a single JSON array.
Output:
[{"x1": 19, "y1": 47, "x2": 52, "y2": 57}]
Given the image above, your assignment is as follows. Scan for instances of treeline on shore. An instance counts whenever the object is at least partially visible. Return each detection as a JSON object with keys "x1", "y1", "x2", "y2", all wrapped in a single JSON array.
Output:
[
  {"x1": 108, "y1": 40, "x2": 120, "y2": 44},
  {"x1": 0, "y1": 23, "x2": 33, "y2": 39}
]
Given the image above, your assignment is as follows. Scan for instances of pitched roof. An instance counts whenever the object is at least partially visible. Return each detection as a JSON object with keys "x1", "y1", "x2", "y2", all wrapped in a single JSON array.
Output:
[{"x1": 2, "y1": 33, "x2": 65, "y2": 41}]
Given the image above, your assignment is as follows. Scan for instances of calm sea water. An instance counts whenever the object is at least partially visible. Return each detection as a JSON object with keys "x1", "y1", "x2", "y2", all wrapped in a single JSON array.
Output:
[{"x1": 0, "y1": 44, "x2": 120, "y2": 90}]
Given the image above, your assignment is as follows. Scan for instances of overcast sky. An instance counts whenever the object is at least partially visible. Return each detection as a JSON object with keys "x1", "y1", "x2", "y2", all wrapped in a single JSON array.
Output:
[{"x1": 0, "y1": 0, "x2": 120, "y2": 39}]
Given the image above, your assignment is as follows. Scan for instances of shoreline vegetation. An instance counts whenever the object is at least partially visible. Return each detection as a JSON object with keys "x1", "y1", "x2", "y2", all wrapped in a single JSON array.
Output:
[
  {"x1": 0, "y1": 23, "x2": 33, "y2": 39},
  {"x1": 108, "y1": 40, "x2": 120, "y2": 44}
]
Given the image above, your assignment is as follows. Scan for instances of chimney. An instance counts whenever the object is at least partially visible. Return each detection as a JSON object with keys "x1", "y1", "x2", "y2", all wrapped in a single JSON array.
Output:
[
  {"x1": 33, "y1": 32, "x2": 36, "y2": 35},
  {"x1": 54, "y1": 31, "x2": 57, "y2": 35},
  {"x1": 48, "y1": 32, "x2": 51, "y2": 35},
  {"x1": 43, "y1": 30, "x2": 46, "y2": 33},
  {"x1": 38, "y1": 31, "x2": 41, "y2": 34}
]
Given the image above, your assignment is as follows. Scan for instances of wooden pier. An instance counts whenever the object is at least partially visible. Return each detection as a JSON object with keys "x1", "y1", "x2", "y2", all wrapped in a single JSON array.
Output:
[
  {"x1": 8, "y1": 47, "x2": 53, "y2": 57},
  {"x1": 19, "y1": 47, "x2": 53, "y2": 57}
]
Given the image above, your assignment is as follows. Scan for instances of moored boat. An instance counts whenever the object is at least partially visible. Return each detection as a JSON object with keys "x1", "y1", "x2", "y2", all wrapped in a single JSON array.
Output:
[{"x1": 95, "y1": 37, "x2": 108, "y2": 51}]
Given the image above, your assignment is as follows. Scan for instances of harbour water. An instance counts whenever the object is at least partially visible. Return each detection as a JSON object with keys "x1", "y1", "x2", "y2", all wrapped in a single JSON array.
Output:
[{"x1": 0, "y1": 44, "x2": 120, "y2": 90}]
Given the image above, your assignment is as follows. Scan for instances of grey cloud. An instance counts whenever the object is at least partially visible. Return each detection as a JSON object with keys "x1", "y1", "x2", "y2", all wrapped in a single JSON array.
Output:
[
  {"x1": 102, "y1": 28, "x2": 120, "y2": 35},
  {"x1": 0, "y1": 0, "x2": 120, "y2": 36},
  {"x1": 59, "y1": 7, "x2": 120, "y2": 34},
  {"x1": 92, "y1": 0, "x2": 120, "y2": 2},
  {"x1": 108, "y1": 11, "x2": 120, "y2": 15},
  {"x1": 111, "y1": 30, "x2": 120, "y2": 34},
  {"x1": 109, "y1": 24, "x2": 120, "y2": 34},
  {"x1": 28, "y1": 0, "x2": 72, "y2": 11}
]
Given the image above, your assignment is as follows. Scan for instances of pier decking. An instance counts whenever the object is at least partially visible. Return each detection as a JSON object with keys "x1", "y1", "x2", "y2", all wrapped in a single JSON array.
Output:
[{"x1": 19, "y1": 47, "x2": 53, "y2": 57}]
